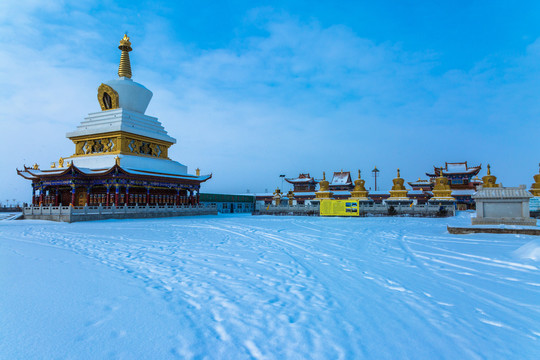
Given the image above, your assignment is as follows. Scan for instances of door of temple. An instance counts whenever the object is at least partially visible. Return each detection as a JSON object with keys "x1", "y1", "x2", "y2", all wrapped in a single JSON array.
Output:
[{"x1": 77, "y1": 191, "x2": 87, "y2": 206}]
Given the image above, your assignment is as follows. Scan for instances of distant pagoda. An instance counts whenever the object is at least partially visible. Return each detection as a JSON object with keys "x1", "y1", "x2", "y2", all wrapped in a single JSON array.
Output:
[
  {"x1": 17, "y1": 35, "x2": 211, "y2": 207},
  {"x1": 285, "y1": 173, "x2": 318, "y2": 192},
  {"x1": 426, "y1": 162, "x2": 481, "y2": 189}
]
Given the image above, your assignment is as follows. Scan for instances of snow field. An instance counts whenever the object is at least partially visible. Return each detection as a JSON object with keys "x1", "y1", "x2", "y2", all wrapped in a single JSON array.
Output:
[{"x1": 0, "y1": 212, "x2": 539, "y2": 359}]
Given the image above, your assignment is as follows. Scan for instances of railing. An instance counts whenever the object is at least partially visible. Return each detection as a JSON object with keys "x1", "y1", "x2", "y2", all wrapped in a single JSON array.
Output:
[
  {"x1": 256, "y1": 203, "x2": 455, "y2": 217},
  {"x1": 23, "y1": 204, "x2": 217, "y2": 216}
]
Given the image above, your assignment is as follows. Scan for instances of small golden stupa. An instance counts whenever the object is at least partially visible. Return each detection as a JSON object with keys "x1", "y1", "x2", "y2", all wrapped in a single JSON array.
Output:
[
  {"x1": 530, "y1": 165, "x2": 540, "y2": 196},
  {"x1": 481, "y1": 164, "x2": 499, "y2": 188},
  {"x1": 431, "y1": 167, "x2": 454, "y2": 201},
  {"x1": 315, "y1": 172, "x2": 334, "y2": 199},
  {"x1": 287, "y1": 190, "x2": 295, "y2": 206},
  {"x1": 273, "y1": 188, "x2": 282, "y2": 206},
  {"x1": 388, "y1": 168, "x2": 409, "y2": 199},
  {"x1": 349, "y1": 170, "x2": 369, "y2": 200}
]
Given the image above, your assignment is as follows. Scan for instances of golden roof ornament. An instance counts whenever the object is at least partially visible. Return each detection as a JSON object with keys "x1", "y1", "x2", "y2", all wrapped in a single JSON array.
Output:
[
  {"x1": 482, "y1": 164, "x2": 498, "y2": 188},
  {"x1": 33, "y1": 163, "x2": 39, "y2": 170},
  {"x1": 319, "y1": 171, "x2": 330, "y2": 191},
  {"x1": 530, "y1": 163, "x2": 540, "y2": 196},
  {"x1": 431, "y1": 167, "x2": 454, "y2": 200},
  {"x1": 316, "y1": 171, "x2": 333, "y2": 199},
  {"x1": 389, "y1": 168, "x2": 408, "y2": 199},
  {"x1": 115, "y1": 155, "x2": 121, "y2": 166},
  {"x1": 287, "y1": 190, "x2": 295, "y2": 206},
  {"x1": 273, "y1": 187, "x2": 282, "y2": 206},
  {"x1": 196, "y1": 168, "x2": 200, "y2": 176},
  {"x1": 353, "y1": 170, "x2": 366, "y2": 191},
  {"x1": 58, "y1": 157, "x2": 64, "y2": 168},
  {"x1": 350, "y1": 169, "x2": 368, "y2": 200},
  {"x1": 118, "y1": 34, "x2": 133, "y2": 78}
]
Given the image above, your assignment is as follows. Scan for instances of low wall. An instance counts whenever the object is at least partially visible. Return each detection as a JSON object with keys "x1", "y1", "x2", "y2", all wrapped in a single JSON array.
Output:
[
  {"x1": 23, "y1": 204, "x2": 218, "y2": 223},
  {"x1": 255, "y1": 204, "x2": 455, "y2": 217},
  {"x1": 448, "y1": 226, "x2": 540, "y2": 235}
]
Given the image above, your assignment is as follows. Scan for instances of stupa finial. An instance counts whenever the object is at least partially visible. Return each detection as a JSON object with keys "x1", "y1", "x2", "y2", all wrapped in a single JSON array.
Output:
[{"x1": 118, "y1": 34, "x2": 133, "y2": 78}]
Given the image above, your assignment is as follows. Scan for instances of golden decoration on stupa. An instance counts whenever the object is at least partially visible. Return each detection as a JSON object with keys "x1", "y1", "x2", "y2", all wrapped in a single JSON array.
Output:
[
  {"x1": 315, "y1": 171, "x2": 333, "y2": 199},
  {"x1": 389, "y1": 168, "x2": 409, "y2": 199},
  {"x1": 530, "y1": 164, "x2": 540, "y2": 196},
  {"x1": 349, "y1": 170, "x2": 369, "y2": 200},
  {"x1": 481, "y1": 164, "x2": 498, "y2": 188},
  {"x1": 431, "y1": 167, "x2": 454, "y2": 200},
  {"x1": 97, "y1": 83, "x2": 120, "y2": 111},
  {"x1": 118, "y1": 34, "x2": 133, "y2": 78},
  {"x1": 273, "y1": 187, "x2": 282, "y2": 206},
  {"x1": 287, "y1": 190, "x2": 295, "y2": 206}
]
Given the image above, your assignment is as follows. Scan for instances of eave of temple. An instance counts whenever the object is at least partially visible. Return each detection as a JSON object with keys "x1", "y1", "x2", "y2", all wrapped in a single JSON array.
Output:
[{"x1": 17, "y1": 161, "x2": 212, "y2": 184}]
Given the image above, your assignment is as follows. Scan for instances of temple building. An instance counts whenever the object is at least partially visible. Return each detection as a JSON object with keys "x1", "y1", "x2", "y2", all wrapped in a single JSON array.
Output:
[
  {"x1": 17, "y1": 35, "x2": 211, "y2": 207},
  {"x1": 426, "y1": 162, "x2": 481, "y2": 189},
  {"x1": 407, "y1": 178, "x2": 433, "y2": 191},
  {"x1": 329, "y1": 171, "x2": 354, "y2": 191},
  {"x1": 285, "y1": 173, "x2": 318, "y2": 192}
]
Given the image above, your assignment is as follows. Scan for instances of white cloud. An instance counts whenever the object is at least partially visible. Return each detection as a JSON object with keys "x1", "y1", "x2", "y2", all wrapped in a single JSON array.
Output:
[{"x1": 1, "y1": 5, "x2": 540, "y2": 204}]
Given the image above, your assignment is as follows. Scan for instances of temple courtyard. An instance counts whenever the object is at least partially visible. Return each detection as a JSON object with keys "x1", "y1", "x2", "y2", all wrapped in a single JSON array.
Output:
[{"x1": 0, "y1": 213, "x2": 539, "y2": 359}]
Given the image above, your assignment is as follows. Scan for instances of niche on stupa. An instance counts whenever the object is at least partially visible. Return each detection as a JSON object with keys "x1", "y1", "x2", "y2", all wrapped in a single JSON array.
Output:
[{"x1": 97, "y1": 83, "x2": 119, "y2": 111}]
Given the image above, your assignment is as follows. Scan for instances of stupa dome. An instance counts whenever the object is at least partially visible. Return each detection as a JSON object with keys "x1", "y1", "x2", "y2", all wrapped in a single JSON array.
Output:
[{"x1": 104, "y1": 78, "x2": 153, "y2": 114}]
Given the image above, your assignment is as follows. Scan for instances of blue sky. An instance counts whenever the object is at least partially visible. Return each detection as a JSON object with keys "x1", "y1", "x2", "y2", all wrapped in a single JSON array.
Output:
[{"x1": 1, "y1": 1, "x2": 540, "y2": 203}]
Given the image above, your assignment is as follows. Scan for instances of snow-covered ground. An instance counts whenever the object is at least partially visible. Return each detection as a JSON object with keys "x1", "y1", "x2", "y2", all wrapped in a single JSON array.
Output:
[{"x1": 1, "y1": 212, "x2": 539, "y2": 359}]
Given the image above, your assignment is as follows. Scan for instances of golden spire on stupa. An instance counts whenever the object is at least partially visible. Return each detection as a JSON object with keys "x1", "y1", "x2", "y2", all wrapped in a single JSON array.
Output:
[
  {"x1": 389, "y1": 168, "x2": 408, "y2": 199},
  {"x1": 531, "y1": 163, "x2": 540, "y2": 196},
  {"x1": 431, "y1": 167, "x2": 454, "y2": 200},
  {"x1": 315, "y1": 171, "x2": 333, "y2": 199},
  {"x1": 350, "y1": 170, "x2": 369, "y2": 200},
  {"x1": 118, "y1": 34, "x2": 133, "y2": 78},
  {"x1": 482, "y1": 164, "x2": 498, "y2": 188}
]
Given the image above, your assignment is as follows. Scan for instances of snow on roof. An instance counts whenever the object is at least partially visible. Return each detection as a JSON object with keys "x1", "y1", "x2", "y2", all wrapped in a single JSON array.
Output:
[
  {"x1": 446, "y1": 163, "x2": 467, "y2": 172},
  {"x1": 409, "y1": 179, "x2": 431, "y2": 184},
  {"x1": 473, "y1": 186, "x2": 532, "y2": 199},
  {"x1": 62, "y1": 154, "x2": 189, "y2": 176},
  {"x1": 66, "y1": 108, "x2": 176, "y2": 144},
  {"x1": 451, "y1": 190, "x2": 476, "y2": 196},
  {"x1": 285, "y1": 173, "x2": 317, "y2": 184},
  {"x1": 330, "y1": 172, "x2": 352, "y2": 185},
  {"x1": 286, "y1": 178, "x2": 316, "y2": 183}
]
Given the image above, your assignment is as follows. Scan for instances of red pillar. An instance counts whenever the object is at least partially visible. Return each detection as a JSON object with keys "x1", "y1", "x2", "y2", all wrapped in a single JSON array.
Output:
[
  {"x1": 86, "y1": 187, "x2": 91, "y2": 205},
  {"x1": 55, "y1": 189, "x2": 59, "y2": 206},
  {"x1": 125, "y1": 185, "x2": 130, "y2": 205},
  {"x1": 115, "y1": 184, "x2": 119, "y2": 206},
  {"x1": 70, "y1": 185, "x2": 76, "y2": 206},
  {"x1": 106, "y1": 185, "x2": 111, "y2": 206}
]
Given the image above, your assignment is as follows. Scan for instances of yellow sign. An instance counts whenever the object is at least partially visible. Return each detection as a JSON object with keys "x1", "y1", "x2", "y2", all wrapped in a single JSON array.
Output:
[{"x1": 320, "y1": 199, "x2": 360, "y2": 217}]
